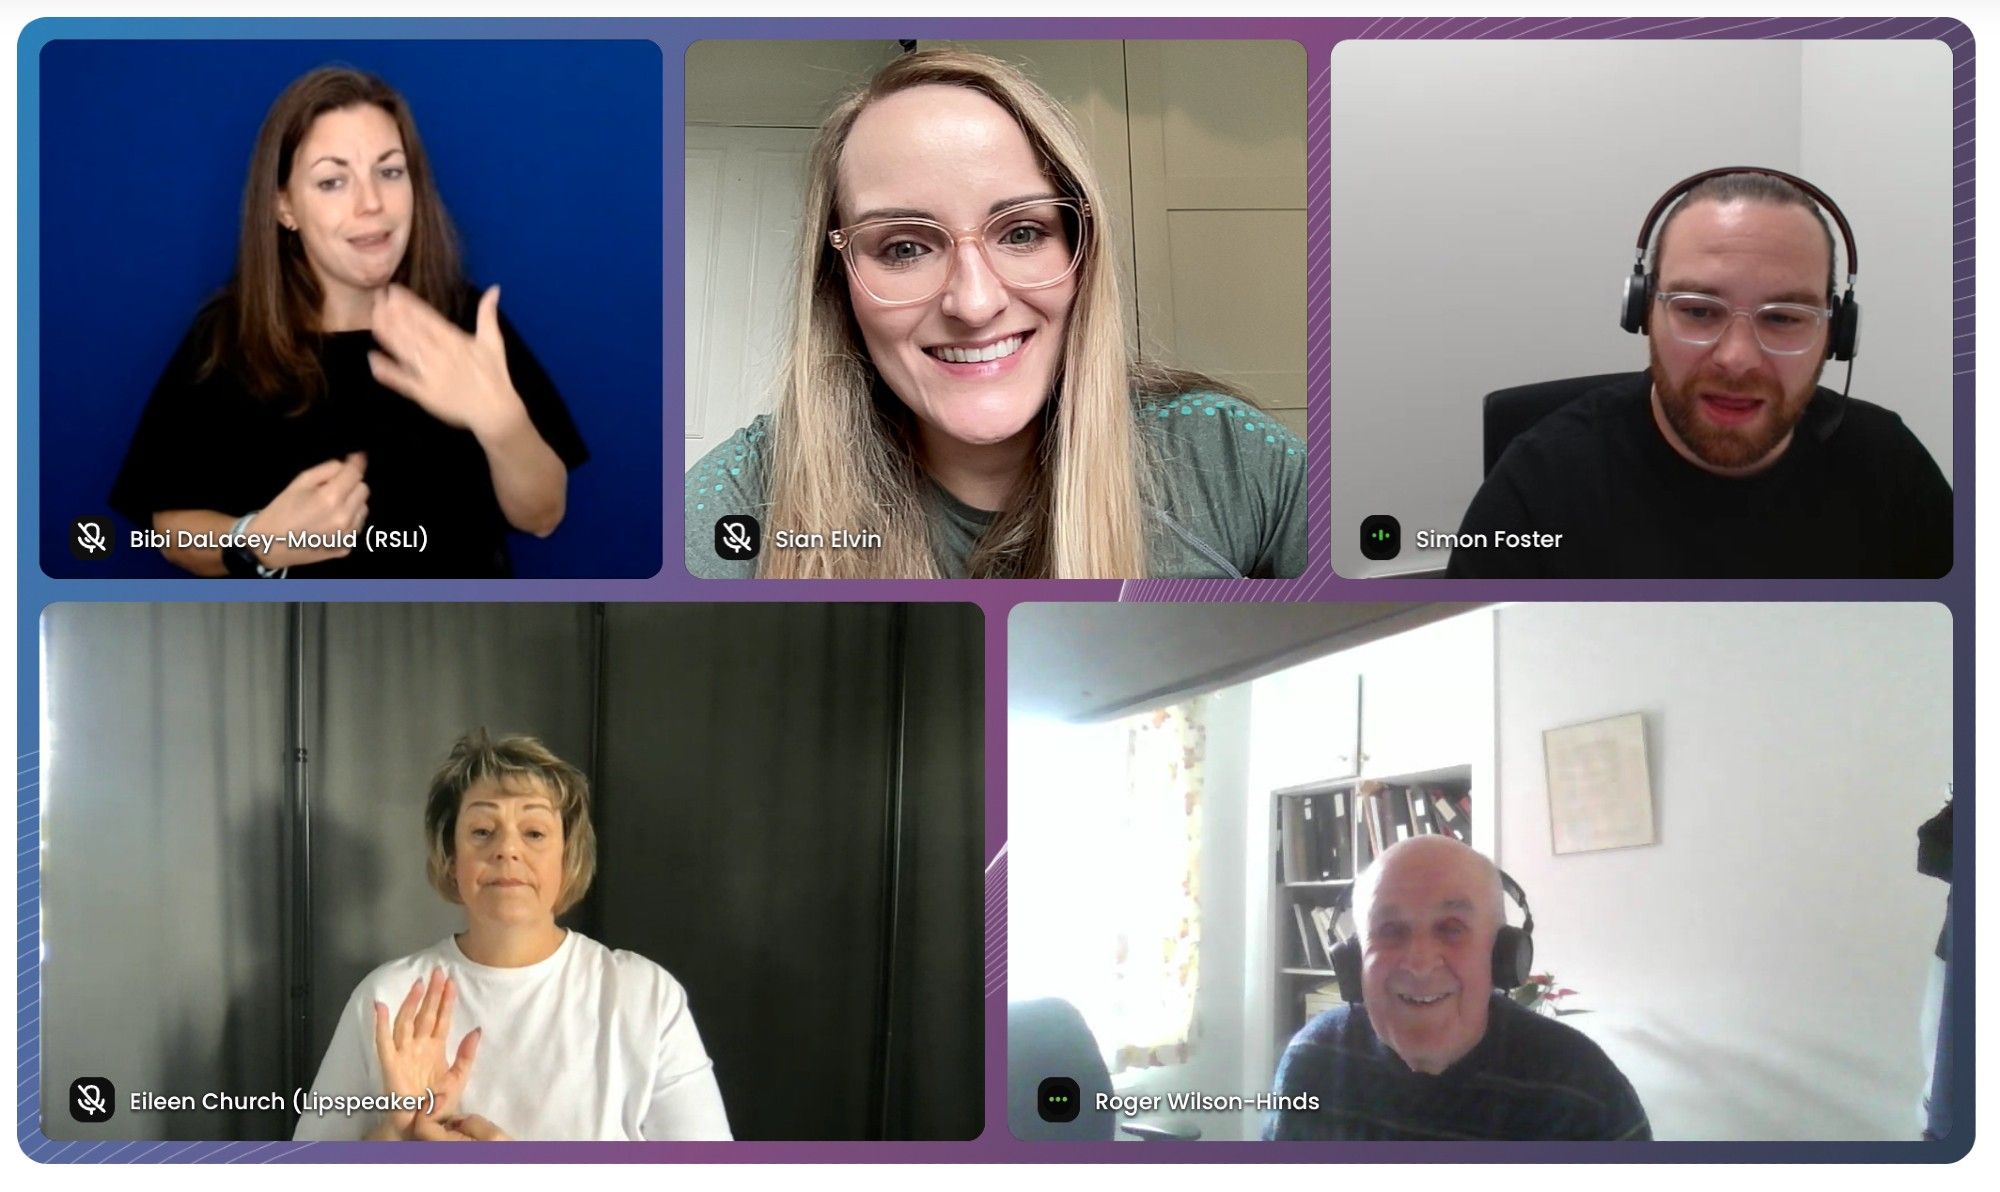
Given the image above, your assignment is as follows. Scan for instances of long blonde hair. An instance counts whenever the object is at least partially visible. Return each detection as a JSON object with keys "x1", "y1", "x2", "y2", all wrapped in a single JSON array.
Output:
[{"x1": 762, "y1": 48, "x2": 1173, "y2": 579}]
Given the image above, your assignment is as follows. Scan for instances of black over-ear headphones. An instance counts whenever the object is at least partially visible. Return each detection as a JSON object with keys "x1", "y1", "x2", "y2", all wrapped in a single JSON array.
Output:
[
  {"x1": 1329, "y1": 869, "x2": 1536, "y2": 1005},
  {"x1": 1619, "y1": 166, "x2": 1861, "y2": 363}
]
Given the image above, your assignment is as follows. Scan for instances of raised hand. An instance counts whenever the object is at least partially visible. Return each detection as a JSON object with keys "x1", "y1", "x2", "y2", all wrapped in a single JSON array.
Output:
[
  {"x1": 372, "y1": 967, "x2": 481, "y2": 1133},
  {"x1": 368, "y1": 284, "x2": 527, "y2": 439},
  {"x1": 253, "y1": 452, "x2": 368, "y2": 568}
]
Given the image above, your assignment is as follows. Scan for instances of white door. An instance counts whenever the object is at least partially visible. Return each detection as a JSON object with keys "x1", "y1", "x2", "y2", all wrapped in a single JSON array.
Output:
[{"x1": 683, "y1": 125, "x2": 813, "y2": 471}]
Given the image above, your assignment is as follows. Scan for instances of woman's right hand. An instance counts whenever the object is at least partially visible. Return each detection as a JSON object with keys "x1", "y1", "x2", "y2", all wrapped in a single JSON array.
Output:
[
  {"x1": 253, "y1": 452, "x2": 369, "y2": 568},
  {"x1": 410, "y1": 1112, "x2": 514, "y2": 1142},
  {"x1": 372, "y1": 967, "x2": 482, "y2": 1133}
]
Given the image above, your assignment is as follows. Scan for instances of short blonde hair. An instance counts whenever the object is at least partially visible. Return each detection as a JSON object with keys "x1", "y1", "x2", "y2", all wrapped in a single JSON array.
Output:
[{"x1": 423, "y1": 730, "x2": 597, "y2": 914}]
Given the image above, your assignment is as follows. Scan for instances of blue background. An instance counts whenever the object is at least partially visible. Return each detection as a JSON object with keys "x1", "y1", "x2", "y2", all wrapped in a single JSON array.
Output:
[{"x1": 35, "y1": 38, "x2": 663, "y2": 578}]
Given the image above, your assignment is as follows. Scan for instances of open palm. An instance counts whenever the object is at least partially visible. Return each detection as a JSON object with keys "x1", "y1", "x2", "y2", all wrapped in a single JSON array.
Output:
[{"x1": 373, "y1": 968, "x2": 482, "y2": 1129}]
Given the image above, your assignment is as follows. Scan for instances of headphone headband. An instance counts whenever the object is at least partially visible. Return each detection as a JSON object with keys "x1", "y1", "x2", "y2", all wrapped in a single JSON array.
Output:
[
  {"x1": 1619, "y1": 166, "x2": 1861, "y2": 362},
  {"x1": 1633, "y1": 166, "x2": 1859, "y2": 283}
]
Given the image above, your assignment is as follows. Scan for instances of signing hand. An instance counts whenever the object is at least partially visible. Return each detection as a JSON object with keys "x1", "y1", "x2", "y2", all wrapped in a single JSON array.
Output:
[
  {"x1": 372, "y1": 967, "x2": 481, "y2": 1133},
  {"x1": 253, "y1": 453, "x2": 369, "y2": 569},
  {"x1": 368, "y1": 284, "x2": 527, "y2": 440},
  {"x1": 409, "y1": 1111, "x2": 513, "y2": 1142}
]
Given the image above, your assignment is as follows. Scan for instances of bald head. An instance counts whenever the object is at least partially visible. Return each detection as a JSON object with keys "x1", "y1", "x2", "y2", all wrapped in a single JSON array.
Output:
[
  {"x1": 1354, "y1": 836, "x2": 1504, "y2": 940},
  {"x1": 1352, "y1": 835, "x2": 1506, "y2": 1073}
]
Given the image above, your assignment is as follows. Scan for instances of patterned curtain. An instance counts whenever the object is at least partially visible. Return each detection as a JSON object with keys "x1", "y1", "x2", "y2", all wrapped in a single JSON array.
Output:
[{"x1": 1105, "y1": 695, "x2": 1207, "y2": 1073}]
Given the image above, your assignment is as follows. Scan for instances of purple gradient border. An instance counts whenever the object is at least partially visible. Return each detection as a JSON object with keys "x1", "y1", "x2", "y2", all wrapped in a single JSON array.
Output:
[{"x1": 14, "y1": 14, "x2": 1974, "y2": 1165}]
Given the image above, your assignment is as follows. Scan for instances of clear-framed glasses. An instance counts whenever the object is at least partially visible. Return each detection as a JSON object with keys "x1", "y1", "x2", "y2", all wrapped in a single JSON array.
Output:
[
  {"x1": 828, "y1": 197, "x2": 1090, "y2": 307},
  {"x1": 1655, "y1": 291, "x2": 1831, "y2": 356}
]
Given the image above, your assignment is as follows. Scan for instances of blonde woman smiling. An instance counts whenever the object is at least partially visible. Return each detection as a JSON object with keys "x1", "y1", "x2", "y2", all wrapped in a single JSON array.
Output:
[
  {"x1": 294, "y1": 733, "x2": 731, "y2": 1141},
  {"x1": 686, "y1": 49, "x2": 1306, "y2": 580}
]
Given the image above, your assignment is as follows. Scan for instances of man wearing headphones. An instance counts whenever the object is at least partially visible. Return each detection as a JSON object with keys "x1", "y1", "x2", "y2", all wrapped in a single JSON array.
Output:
[
  {"x1": 1263, "y1": 836, "x2": 1649, "y2": 1141},
  {"x1": 1446, "y1": 168, "x2": 1950, "y2": 578}
]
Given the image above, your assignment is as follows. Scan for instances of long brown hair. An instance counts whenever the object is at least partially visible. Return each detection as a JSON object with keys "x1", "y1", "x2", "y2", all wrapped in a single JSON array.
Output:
[
  {"x1": 206, "y1": 66, "x2": 464, "y2": 407},
  {"x1": 763, "y1": 48, "x2": 1213, "y2": 579}
]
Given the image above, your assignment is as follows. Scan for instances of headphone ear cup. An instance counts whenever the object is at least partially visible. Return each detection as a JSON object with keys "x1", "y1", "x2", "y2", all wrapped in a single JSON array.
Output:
[
  {"x1": 1620, "y1": 270, "x2": 1652, "y2": 335},
  {"x1": 1331, "y1": 936, "x2": 1364, "y2": 1004},
  {"x1": 1491, "y1": 926, "x2": 1534, "y2": 991},
  {"x1": 1829, "y1": 293, "x2": 1860, "y2": 361}
]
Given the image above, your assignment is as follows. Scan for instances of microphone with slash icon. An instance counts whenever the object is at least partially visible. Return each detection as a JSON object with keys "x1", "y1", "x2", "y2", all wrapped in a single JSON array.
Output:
[
  {"x1": 722, "y1": 522, "x2": 753, "y2": 555},
  {"x1": 78, "y1": 523, "x2": 108, "y2": 555}
]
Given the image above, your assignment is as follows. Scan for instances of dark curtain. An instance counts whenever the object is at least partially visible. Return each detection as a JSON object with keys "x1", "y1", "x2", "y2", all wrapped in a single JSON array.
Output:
[
  {"x1": 880, "y1": 602, "x2": 985, "y2": 1140},
  {"x1": 591, "y1": 602, "x2": 982, "y2": 1140}
]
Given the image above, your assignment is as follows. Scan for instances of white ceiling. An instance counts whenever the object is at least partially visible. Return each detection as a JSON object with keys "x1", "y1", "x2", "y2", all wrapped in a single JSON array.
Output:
[{"x1": 1008, "y1": 602, "x2": 1484, "y2": 721}]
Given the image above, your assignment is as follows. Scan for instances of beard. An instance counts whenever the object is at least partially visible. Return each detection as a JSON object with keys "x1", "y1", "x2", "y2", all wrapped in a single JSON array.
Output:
[{"x1": 1649, "y1": 338, "x2": 1824, "y2": 470}]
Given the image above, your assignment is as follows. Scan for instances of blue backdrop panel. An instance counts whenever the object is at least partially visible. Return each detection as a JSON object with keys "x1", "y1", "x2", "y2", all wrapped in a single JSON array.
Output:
[{"x1": 37, "y1": 39, "x2": 664, "y2": 578}]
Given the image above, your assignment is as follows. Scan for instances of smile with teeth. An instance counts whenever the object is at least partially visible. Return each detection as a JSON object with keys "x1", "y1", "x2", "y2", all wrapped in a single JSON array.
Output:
[
  {"x1": 1397, "y1": 991, "x2": 1453, "y2": 1006},
  {"x1": 926, "y1": 334, "x2": 1025, "y2": 365}
]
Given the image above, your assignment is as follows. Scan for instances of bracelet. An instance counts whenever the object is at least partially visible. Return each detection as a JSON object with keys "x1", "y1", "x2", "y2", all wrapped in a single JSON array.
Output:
[{"x1": 230, "y1": 511, "x2": 287, "y2": 579}]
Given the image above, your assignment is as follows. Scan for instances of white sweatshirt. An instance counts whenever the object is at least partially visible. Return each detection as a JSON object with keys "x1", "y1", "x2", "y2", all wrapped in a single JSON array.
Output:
[{"x1": 293, "y1": 931, "x2": 732, "y2": 1140}]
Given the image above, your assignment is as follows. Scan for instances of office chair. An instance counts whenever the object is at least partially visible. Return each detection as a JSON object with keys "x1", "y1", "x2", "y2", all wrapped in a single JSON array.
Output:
[
  {"x1": 1481, "y1": 372, "x2": 1639, "y2": 475},
  {"x1": 1006, "y1": 998, "x2": 1201, "y2": 1141}
]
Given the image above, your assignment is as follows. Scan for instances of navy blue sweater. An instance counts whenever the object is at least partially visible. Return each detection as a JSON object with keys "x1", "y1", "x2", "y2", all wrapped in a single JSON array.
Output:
[{"x1": 1264, "y1": 992, "x2": 1651, "y2": 1141}]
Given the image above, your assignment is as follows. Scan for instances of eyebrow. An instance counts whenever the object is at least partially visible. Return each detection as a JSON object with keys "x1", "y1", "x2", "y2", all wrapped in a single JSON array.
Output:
[
  {"x1": 847, "y1": 191, "x2": 1065, "y2": 225},
  {"x1": 308, "y1": 147, "x2": 408, "y2": 170},
  {"x1": 1370, "y1": 896, "x2": 1476, "y2": 921},
  {"x1": 1661, "y1": 279, "x2": 1827, "y2": 307},
  {"x1": 464, "y1": 799, "x2": 555, "y2": 814}
]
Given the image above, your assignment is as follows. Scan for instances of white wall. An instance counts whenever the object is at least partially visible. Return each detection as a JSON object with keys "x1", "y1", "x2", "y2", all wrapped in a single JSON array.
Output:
[
  {"x1": 1799, "y1": 41, "x2": 1955, "y2": 479},
  {"x1": 1330, "y1": 41, "x2": 1954, "y2": 577},
  {"x1": 1493, "y1": 603, "x2": 1952, "y2": 1140}
]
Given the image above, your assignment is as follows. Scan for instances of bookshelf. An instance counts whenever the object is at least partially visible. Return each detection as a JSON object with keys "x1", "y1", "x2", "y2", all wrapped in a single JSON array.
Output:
[{"x1": 1270, "y1": 765, "x2": 1473, "y2": 1048}]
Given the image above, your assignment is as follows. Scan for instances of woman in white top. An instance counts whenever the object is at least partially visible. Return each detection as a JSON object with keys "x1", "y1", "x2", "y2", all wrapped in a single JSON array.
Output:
[{"x1": 294, "y1": 731, "x2": 732, "y2": 1141}]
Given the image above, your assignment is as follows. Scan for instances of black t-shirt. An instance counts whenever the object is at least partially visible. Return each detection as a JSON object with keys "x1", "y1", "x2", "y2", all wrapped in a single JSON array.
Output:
[
  {"x1": 110, "y1": 293, "x2": 588, "y2": 578},
  {"x1": 1445, "y1": 372, "x2": 1952, "y2": 579},
  {"x1": 1264, "y1": 993, "x2": 1652, "y2": 1141}
]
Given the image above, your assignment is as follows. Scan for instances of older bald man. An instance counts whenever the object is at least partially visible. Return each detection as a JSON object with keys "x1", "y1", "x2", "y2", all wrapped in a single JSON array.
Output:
[{"x1": 1264, "y1": 836, "x2": 1650, "y2": 1140}]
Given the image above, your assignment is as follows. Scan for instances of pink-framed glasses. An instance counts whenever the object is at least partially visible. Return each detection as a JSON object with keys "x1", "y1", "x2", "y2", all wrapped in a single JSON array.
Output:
[{"x1": 828, "y1": 197, "x2": 1090, "y2": 307}]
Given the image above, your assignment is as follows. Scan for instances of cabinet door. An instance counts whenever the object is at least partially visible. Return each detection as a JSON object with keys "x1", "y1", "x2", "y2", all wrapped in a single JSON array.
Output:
[
  {"x1": 1125, "y1": 40, "x2": 1308, "y2": 439},
  {"x1": 1354, "y1": 611, "x2": 1492, "y2": 779},
  {"x1": 683, "y1": 124, "x2": 814, "y2": 471},
  {"x1": 1252, "y1": 658, "x2": 1361, "y2": 788}
]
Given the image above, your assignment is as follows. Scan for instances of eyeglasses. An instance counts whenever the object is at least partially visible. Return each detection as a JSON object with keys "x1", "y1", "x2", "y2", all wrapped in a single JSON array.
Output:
[
  {"x1": 1654, "y1": 291, "x2": 1831, "y2": 356},
  {"x1": 828, "y1": 198, "x2": 1090, "y2": 307}
]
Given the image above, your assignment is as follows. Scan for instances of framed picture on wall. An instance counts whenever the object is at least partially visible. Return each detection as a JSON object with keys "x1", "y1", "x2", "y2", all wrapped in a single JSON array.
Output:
[{"x1": 1543, "y1": 712, "x2": 1656, "y2": 854}]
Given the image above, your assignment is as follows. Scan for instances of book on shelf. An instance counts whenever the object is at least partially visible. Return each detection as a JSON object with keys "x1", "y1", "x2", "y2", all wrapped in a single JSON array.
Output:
[
  {"x1": 1391, "y1": 786, "x2": 1416, "y2": 842},
  {"x1": 1301, "y1": 980, "x2": 1345, "y2": 1020},
  {"x1": 1281, "y1": 797, "x2": 1307, "y2": 883},
  {"x1": 1424, "y1": 786, "x2": 1472, "y2": 843},
  {"x1": 1308, "y1": 904, "x2": 1353, "y2": 964},
  {"x1": 1408, "y1": 786, "x2": 1432, "y2": 834},
  {"x1": 1300, "y1": 794, "x2": 1323, "y2": 880},
  {"x1": 1328, "y1": 789, "x2": 1351, "y2": 879},
  {"x1": 1292, "y1": 903, "x2": 1328, "y2": 969},
  {"x1": 1313, "y1": 792, "x2": 1341, "y2": 880}
]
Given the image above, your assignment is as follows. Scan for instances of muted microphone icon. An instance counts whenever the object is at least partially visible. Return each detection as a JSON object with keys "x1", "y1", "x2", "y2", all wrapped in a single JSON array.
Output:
[
  {"x1": 71, "y1": 516, "x2": 114, "y2": 561},
  {"x1": 714, "y1": 515, "x2": 761, "y2": 561},
  {"x1": 70, "y1": 1077, "x2": 114, "y2": 1122}
]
